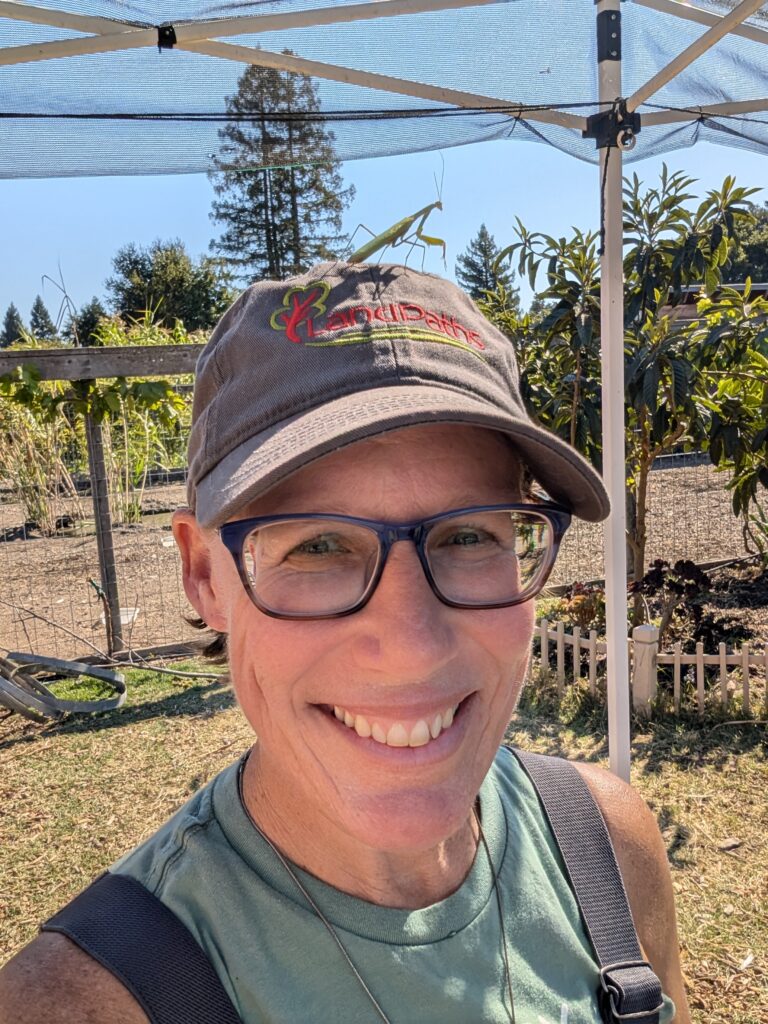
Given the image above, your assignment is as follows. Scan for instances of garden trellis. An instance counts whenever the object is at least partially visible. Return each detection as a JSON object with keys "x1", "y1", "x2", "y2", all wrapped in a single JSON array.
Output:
[{"x1": 2, "y1": 0, "x2": 768, "y2": 778}]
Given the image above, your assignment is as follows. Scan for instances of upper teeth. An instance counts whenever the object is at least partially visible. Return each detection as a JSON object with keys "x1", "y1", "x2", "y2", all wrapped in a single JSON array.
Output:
[{"x1": 332, "y1": 704, "x2": 459, "y2": 747}]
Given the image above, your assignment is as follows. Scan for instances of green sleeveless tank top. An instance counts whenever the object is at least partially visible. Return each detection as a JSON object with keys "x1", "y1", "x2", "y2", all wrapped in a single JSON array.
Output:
[{"x1": 112, "y1": 747, "x2": 675, "y2": 1024}]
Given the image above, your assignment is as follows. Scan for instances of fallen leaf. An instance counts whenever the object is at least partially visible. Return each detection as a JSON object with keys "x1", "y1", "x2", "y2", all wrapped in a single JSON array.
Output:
[
  {"x1": 739, "y1": 953, "x2": 754, "y2": 971},
  {"x1": 718, "y1": 837, "x2": 742, "y2": 851}
]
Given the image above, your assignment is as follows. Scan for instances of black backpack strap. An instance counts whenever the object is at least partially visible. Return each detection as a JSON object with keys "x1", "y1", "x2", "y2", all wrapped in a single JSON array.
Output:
[
  {"x1": 41, "y1": 871, "x2": 242, "y2": 1024},
  {"x1": 508, "y1": 747, "x2": 665, "y2": 1024}
]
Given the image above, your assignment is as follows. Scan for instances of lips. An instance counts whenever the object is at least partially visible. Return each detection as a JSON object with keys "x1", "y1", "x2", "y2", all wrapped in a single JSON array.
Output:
[{"x1": 330, "y1": 701, "x2": 462, "y2": 748}]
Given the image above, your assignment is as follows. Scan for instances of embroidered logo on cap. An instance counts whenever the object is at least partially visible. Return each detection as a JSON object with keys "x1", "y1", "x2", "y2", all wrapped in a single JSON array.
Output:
[
  {"x1": 269, "y1": 282, "x2": 331, "y2": 344},
  {"x1": 270, "y1": 280, "x2": 486, "y2": 357}
]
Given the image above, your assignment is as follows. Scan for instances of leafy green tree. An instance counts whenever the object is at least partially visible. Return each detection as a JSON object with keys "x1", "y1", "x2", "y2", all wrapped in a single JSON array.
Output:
[
  {"x1": 210, "y1": 60, "x2": 355, "y2": 281},
  {"x1": 455, "y1": 224, "x2": 517, "y2": 304},
  {"x1": 726, "y1": 201, "x2": 768, "y2": 282},
  {"x1": 106, "y1": 239, "x2": 233, "y2": 330},
  {"x1": 692, "y1": 286, "x2": 768, "y2": 563},
  {"x1": 1, "y1": 303, "x2": 25, "y2": 348},
  {"x1": 65, "y1": 297, "x2": 107, "y2": 345},
  {"x1": 29, "y1": 295, "x2": 57, "y2": 340},
  {"x1": 486, "y1": 168, "x2": 763, "y2": 614}
]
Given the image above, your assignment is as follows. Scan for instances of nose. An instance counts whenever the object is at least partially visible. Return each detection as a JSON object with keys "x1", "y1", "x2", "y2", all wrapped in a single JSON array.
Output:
[{"x1": 349, "y1": 538, "x2": 459, "y2": 676}]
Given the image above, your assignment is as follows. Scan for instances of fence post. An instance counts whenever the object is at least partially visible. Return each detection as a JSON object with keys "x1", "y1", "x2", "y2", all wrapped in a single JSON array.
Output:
[
  {"x1": 741, "y1": 643, "x2": 751, "y2": 715},
  {"x1": 572, "y1": 626, "x2": 582, "y2": 683},
  {"x1": 555, "y1": 621, "x2": 565, "y2": 694},
  {"x1": 696, "y1": 642, "x2": 705, "y2": 716},
  {"x1": 632, "y1": 624, "x2": 659, "y2": 715},
  {"x1": 588, "y1": 629, "x2": 598, "y2": 694},
  {"x1": 539, "y1": 619, "x2": 549, "y2": 672},
  {"x1": 85, "y1": 412, "x2": 123, "y2": 655}
]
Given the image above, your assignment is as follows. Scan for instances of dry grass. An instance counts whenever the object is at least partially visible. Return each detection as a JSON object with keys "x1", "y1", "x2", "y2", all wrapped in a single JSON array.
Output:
[
  {"x1": 509, "y1": 681, "x2": 768, "y2": 1022},
  {"x1": 1, "y1": 665, "x2": 766, "y2": 1021}
]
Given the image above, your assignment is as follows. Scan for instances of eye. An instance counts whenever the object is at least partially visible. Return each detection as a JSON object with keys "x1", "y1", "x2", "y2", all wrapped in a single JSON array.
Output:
[
  {"x1": 291, "y1": 533, "x2": 348, "y2": 557},
  {"x1": 448, "y1": 528, "x2": 492, "y2": 546},
  {"x1": 437, "y1": 523, "x2": 500, "y2": 549}
]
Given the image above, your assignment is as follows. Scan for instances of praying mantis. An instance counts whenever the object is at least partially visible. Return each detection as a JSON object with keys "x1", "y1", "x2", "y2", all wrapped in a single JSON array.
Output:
[{"x1": 348, "y1": 200, "x2": 446, "y2": 267}]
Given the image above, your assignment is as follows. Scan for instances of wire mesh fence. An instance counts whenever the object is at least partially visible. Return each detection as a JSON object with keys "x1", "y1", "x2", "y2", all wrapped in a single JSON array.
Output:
[
  {"x1": 0, "y1": 401, "x2": 195, "y2": 662},
  {"x1": 0, "y1": 406, "x2": 752, "y2": 662},
  {"x1": 535, "y1": 453, "x2": 744, "y2": 588}
]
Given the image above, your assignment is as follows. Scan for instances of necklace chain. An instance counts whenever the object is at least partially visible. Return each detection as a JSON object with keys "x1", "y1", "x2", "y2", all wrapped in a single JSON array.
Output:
[
  {"x1": 474, "y1": 809, "x2": 517, "y2": 1024},
  {"x1": 238, "y1": 758, "x2": 515, "y2": 1023}
]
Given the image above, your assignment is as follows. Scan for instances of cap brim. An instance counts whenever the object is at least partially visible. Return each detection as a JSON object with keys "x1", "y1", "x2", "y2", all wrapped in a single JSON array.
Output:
[{"x1": 195, "y1": 385, "x2": 609, "y2": 528}]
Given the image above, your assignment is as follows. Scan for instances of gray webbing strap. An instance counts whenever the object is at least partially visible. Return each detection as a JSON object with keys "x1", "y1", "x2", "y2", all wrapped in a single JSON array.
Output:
[
  {"x1": 509, "y1": 747, "x2": 664, "y2": 1023},
  {"x1": 42, "y1": 872, "x2": 242, "y2": 1024}
]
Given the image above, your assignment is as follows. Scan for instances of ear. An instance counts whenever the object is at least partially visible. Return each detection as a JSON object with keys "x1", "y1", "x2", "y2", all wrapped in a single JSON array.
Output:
[{"x1": 172, "y1": 509, "x2": 228, "y2": 633}]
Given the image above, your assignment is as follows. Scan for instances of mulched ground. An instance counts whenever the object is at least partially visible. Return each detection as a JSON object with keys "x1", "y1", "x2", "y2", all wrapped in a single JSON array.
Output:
[{"x1": 704, "y1": 561, "x2": 768, "y2": 646}]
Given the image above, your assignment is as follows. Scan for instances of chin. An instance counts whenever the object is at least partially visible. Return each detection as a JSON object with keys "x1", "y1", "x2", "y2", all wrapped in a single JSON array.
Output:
[{"x1": 339, "y1": 779, "x2": 479, "y2": 855}]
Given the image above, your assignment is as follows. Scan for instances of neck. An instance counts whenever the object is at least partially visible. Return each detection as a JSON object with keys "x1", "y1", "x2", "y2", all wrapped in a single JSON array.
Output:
[{"x1": 240, "y1": 745, "x2": 479, "y2": 909}]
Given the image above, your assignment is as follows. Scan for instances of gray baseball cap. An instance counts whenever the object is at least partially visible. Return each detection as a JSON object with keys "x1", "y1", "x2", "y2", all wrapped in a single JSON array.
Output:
[{"x1": 187, "y1": 261, "x2": 609, "y2": 527}]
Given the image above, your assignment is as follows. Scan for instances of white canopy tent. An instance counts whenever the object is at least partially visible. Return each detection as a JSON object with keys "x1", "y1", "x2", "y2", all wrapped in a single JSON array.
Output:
[{"x1": 2, "y1": 0, "x2": 767, "y2": 779}]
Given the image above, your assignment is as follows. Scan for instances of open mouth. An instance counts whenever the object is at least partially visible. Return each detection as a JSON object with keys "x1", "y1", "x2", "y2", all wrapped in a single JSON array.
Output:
[{"x1": 320, "y1": 695, "x2": 472, "y2": 749}]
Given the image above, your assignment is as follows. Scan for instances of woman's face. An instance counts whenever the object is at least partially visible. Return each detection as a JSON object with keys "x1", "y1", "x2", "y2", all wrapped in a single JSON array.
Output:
[{"x1": 178, "y1": 424, "x2": 536, "y2": 854}]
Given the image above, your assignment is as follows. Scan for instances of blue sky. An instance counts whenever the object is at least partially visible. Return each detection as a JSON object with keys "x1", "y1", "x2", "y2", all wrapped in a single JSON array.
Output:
[{"x1": 1, "y1": 137, "x2": 767, "y2": 329}]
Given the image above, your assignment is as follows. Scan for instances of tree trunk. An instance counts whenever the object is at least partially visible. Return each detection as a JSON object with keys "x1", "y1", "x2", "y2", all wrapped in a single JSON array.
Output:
[
  {"x1": 570, "y1": 349, "x2": 581, "y2": 449},
  {"x1": 625, "y1": 487, "x2": 637, "y2": 577},
  {"x1": 258, "y1": 111, "x2": 280, "y2": 278},
  {"x1": 630, "y1": 422, "x2": 652, "y2": 625},
  {"x1": 287, "y1": 121, "x2": 301, "y2": 273}
]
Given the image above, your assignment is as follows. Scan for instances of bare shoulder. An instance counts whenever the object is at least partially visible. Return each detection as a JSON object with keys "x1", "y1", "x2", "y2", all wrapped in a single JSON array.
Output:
[
  {"x1": 573, "y1": 761, "x2": 691, "y2": 1023},
  {"x1": 573, "y1": 760, "x2": 660, "y2": 855},
  {"x1": 0, "y1": 931, "x2": 149, "y2": 1024}
]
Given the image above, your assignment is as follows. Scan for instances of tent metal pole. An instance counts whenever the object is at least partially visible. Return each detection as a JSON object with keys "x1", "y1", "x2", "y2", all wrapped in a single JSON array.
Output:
[
  {"x1": 181, "y1": 40, "x2": 587, "y2": 131},
  {"x1": 596, "y1": 0, "x2": 631, "y2": 782},
  {"x1": 0, "y1": 0, "x2": 509, "y2": 68},
  {"x1": 0, "y1": 0, "x2": 500, "y2": 33},
  {"x1": 0, "y1": 32, "x2": 154, "y2": 67},
  {"x1": 626, "y1": 0, "x2": 766, "y2": 112},
  {"x1": 0, "y1": 1, "x2": 133, "y2": 33},
  {"x1": 641, "y1": 98, "x2": 768, "y2": 125},
  {"x1": 632, "y1": 0, "x2": 768, "y2": 48}
]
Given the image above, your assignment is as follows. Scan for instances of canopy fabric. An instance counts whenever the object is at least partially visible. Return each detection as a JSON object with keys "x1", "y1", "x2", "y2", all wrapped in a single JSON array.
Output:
[{"x1": 2, "y1": 0, "x2": 768, "y2": 178}]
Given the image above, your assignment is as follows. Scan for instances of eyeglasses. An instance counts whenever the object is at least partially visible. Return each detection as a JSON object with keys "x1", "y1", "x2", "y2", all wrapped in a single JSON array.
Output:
[{"x1": 218, "y1": 503, "x2": 571, "y2": 621}]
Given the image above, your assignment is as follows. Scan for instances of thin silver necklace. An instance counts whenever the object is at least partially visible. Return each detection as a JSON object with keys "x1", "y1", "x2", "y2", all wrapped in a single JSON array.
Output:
[{"x1": 237, "y1": 757, "x2": 516, "y2": 1023}]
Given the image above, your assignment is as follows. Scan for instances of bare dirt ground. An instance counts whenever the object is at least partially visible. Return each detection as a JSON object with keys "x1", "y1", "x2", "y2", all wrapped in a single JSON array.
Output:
[
  {"x1": 0, "y1": 462, "x2": 764, "y2": 661},
  {"x1": 0, "y1": 483, "x2": 193, "y2": 660}
]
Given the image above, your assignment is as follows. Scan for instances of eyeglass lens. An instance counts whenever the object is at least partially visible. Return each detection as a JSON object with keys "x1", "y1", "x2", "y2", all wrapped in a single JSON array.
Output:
[{"x1": 241, "y1": 510, "x2": 553, "y2": 616}]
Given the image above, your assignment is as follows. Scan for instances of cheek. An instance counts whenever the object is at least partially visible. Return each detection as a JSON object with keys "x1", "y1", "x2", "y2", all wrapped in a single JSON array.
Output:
[
  {"x1": 225, "y1": 606, "x2": 325, "y2": 734},
  {"x1": 478, "y1": 601, "x2": 535, "y2": 667}
]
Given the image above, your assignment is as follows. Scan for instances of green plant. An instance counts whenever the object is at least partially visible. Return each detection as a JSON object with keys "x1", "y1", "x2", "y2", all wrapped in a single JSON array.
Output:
[
  {"x1": 98, "y1": 382, "x2": 186, "y2": 524},
  {"x1": 742, "y1": 499, "x2": 768, "y2": 563},
  {"x1": 534, "y1": 595, "x2": 567, "y2": 621},
  {"x1": 630, "y1": 558, "x2": 754, "y2": 651},
  {"x1": 561, "y1": 581, "x2": 606, "y2": 631},
  {"x1": 0, "y1": 319, "x2": 193, "y2": 529},
  {"x1": 486, "y1": 167, "x2": 764, "y2": 619},
  {"x1": 106, "y1": 240, "x2": 233, "y2": 330},
  {"x1": 0, "y1": 369, "x2": 84, "y2": 533}
]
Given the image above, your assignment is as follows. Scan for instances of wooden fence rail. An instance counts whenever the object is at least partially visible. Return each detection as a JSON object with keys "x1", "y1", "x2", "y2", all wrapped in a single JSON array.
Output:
[{"x1": 533, "y1": 619, "x2": 767, "y2": 717}]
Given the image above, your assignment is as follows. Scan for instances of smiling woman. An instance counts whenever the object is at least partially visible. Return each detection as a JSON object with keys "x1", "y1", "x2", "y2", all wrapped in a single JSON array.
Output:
[{"x1": 0, "y1": 263, "x2": 689, "y2": 1024}]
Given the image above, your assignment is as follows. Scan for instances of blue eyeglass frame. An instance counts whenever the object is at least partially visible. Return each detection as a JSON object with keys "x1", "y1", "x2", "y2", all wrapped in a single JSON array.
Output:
[{"x1": 218, "y1": 502, "x2": 572, "y2": 620}]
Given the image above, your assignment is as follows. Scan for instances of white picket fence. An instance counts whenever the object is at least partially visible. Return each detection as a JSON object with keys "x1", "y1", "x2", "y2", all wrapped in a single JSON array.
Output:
[{"x1": 534, "y1": 619, "x2": 768, "y2": 717}]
